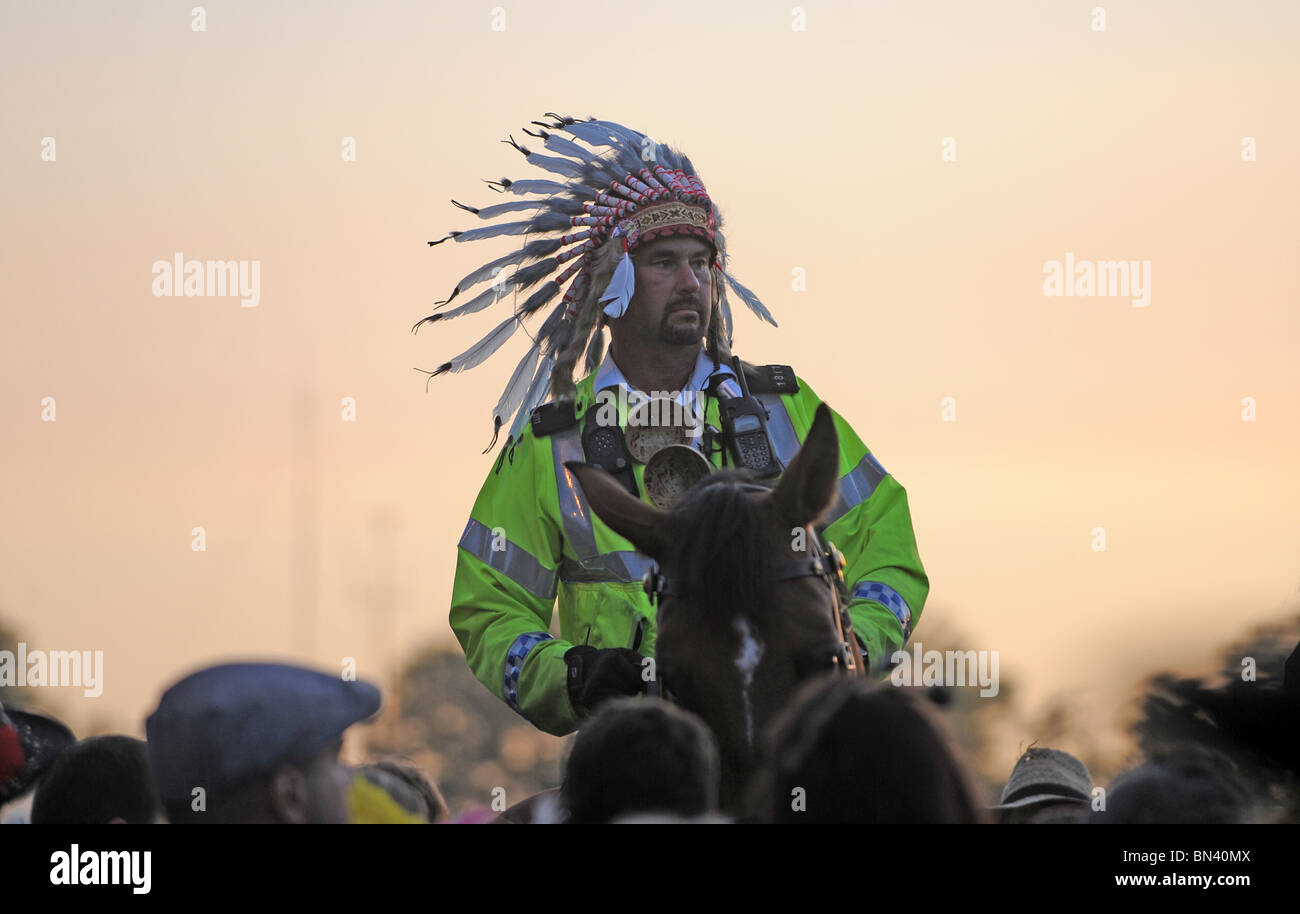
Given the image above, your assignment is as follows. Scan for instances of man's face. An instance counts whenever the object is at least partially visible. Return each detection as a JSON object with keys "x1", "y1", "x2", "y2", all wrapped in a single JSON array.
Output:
[
  {"x1": 620, "y1": 237, "x2": 714, "y2": 347},
  {"x1": 268, "y1": 736, "x2": 352, "y2": 824},
  {"x1": 302, "y1": 738, "x2": 352, "y2": 824}
]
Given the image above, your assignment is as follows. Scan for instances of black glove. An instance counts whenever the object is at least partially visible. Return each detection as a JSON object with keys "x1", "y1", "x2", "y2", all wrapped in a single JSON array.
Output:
[{"x1": 564, "y1": 645, "x2": 648, "y2": 715}]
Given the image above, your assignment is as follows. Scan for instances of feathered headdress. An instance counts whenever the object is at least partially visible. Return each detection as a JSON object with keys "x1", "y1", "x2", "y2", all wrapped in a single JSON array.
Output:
[{"x1": 415, "y1": 114, "x2": 777, "y2": 451}]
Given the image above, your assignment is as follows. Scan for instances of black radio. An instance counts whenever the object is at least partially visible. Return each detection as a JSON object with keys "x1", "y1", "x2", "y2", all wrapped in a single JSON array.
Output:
[
  {"x1": 580, "y1": 390, "x2": 639, "y2": 498},
  {"x1": 715, "y1": 357, "x2": 783, "y2": 478}
]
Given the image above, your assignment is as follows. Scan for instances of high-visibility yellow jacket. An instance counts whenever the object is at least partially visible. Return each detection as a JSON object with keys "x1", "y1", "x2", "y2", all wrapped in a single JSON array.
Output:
[{"x1": 449, "y1": 361, "x2": 929, "y2": 736}]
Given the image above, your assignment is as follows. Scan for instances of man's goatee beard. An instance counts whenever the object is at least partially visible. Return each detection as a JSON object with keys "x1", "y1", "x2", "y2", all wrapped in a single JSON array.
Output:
[
  {"x1": 661, "y1": 325, "x2": 704, "y2": 345},
  {"x1": 661, "y1": 310, "x2": 705, "y2": 346}
]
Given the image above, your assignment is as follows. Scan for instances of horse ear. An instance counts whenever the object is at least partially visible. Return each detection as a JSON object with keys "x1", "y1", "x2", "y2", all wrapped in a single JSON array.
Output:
[
  {"x1": 769, "y1": 403, "x2": 840, "y2": 527},
  {"x1": 563, "y1": 461, "x2": 670, "y2": 559}
]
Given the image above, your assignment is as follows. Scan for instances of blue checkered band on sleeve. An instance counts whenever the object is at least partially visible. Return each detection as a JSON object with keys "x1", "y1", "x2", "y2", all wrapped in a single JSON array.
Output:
[
  {"x1": 503, "y1": 631, "x2": 554, "y2": 713},
  {"x1": 852, "y1": 581, "x2": 913, "y2": 642}
]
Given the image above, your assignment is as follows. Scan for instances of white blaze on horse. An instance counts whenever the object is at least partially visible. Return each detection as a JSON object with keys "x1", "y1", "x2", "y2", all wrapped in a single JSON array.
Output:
[{"x1": 566, "y1": 403, "x2": 864, "y2": 810}]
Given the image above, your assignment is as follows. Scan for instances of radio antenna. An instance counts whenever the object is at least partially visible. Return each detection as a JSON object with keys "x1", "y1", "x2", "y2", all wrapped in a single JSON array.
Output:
[{"x1": 730, "y1": 356, "x2": 751, "y2": 398}]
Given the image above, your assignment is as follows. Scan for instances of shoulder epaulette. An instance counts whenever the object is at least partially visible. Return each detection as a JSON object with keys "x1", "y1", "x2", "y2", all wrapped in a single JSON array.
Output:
[
  {"x1": 742, "y1": 363, "x2": 799, "y2": 395},
  {"x1": 529, "y1": 400, "x2": 578, "y2": 437}
]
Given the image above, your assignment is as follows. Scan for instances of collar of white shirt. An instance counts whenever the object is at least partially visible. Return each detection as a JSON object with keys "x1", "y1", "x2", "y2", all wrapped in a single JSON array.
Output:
[{"x1": 592, "y1": 346, "x2": 741, "y2": 399}]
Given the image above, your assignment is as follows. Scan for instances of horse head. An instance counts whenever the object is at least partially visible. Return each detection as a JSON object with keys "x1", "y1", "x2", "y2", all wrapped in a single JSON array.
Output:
[{"x1": 565, "y1": 402, "x2": 846, "y2": 809}]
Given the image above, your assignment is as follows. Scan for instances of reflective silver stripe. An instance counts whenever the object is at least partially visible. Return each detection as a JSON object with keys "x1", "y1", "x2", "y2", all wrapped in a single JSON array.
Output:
[
  {"x1": 550, "y1": 424, "x2": 601, "y2": 564},
  {"x1": 826, "y1": 452, "x2": 890, "y2": 525},
  {"x1": 549, "y1": 420, "x2": 661, "y2": 584},
  {"x1": 458, "y1": 518, "x2": 557, "y2": 600},
  {"x1": 756, "y1": 393, "x2": 801, "y2": 465},
  {"x1": 758, "y1": 394, "x2": 889, "y2": 524},
  {"x1": 560, "y1": 551, "x2": 657, "y2": 585}
]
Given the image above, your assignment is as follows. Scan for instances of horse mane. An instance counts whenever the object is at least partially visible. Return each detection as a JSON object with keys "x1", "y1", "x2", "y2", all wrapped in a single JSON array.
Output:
[{"x1": 664, "y1": 470, "x2": 771, "y2": 619}]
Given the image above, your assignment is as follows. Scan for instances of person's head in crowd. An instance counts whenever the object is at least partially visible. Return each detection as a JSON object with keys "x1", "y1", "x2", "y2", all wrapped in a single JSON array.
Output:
[
  {"x1": 1091, "y1": 746, "x2": 1254, "y2": 824},
  {"x1": 30, "y1": 735, "x2": 160, "y2": 824},
  {"x1": 0, "y1": 705, "x2": 77, "y2": 824},
  {"x1": 993, "y1": 746, "x2": 1094, "y2": 824},
  {"x1": 357, "y1": 758, "x2": 448, "y2": 823},
  {"x1": 561, "y1": 697, "x2": 719, "y2": 824},
  {"x1": 748, "y1": 676, "x2": 987, "y2": 824},
  {"x1": 146, "y1": 661, "x2": 381, "y2": 824}
]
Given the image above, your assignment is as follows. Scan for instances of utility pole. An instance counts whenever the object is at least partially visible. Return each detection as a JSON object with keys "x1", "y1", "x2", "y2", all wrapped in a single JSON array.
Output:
[
  {"x1": 292, "y1": 389, "x2": 319, "y2": 659},
  {"x1": 370, "y1": 508, "x2": 400, "y2": 718}
]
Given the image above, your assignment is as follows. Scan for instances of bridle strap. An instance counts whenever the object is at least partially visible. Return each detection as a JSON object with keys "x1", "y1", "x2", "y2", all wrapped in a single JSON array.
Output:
[
  {"x1": 768, "y1": 553, "x2": 838, "y2": 582},
  {"x1": 804, "y1": 529, "x2": 865, "y2": 678},
  {"x1": 826, "y1": 558, "x2": 866, "y2": 678},
  {"x1": 645, "y1": 554, "x2": 836, "y2": 596},
  {"x1": 642, "y1": 525, "x2": 866, "y2": 679}
]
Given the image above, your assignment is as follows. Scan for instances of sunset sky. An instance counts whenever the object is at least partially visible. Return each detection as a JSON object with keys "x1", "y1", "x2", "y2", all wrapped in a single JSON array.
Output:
[{"x1": 2, "y1": 1, "x2": 1297, "y2": 771}]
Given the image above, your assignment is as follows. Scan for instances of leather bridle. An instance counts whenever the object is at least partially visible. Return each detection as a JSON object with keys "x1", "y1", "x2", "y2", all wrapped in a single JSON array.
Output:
[{"x1": 640, "y1": 484, "x2": 867, "y2": 690}]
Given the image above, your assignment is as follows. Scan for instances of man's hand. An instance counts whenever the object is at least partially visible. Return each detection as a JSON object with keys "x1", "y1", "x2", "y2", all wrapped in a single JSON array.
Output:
[{"x1": 564, "y1": 646, "x2": 648, "y2": 716}]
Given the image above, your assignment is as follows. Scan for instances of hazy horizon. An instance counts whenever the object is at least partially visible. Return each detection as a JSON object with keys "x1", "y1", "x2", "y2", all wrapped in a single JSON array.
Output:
[{"x1": 3, "y1": 1, "x2": 1297, "y2": 774}]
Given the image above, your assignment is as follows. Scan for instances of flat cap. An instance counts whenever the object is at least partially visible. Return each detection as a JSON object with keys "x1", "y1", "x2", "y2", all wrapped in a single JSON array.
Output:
[
  {"x1": 145, "y1": 662, "x2": 381, "y2": 802},
  {"x1": 991, "y1": 746, "x2": 1093, "y2": 810}
]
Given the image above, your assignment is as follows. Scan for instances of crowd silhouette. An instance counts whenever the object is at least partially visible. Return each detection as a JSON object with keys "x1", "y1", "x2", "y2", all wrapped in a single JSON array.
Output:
[{"x1": 2, "y1": 638, "x2": 1296, "y2": 825}]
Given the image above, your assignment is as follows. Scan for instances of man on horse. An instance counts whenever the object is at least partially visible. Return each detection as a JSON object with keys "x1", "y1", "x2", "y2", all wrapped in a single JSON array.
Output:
[{"x1": 422, "y1": 115, "x2": 928, "y2": 736}]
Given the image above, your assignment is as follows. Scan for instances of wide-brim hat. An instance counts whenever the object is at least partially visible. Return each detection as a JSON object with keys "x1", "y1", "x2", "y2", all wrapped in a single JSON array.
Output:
[{"x1": 991, "y1": 747, "x2": 1093, "y2": 810}]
